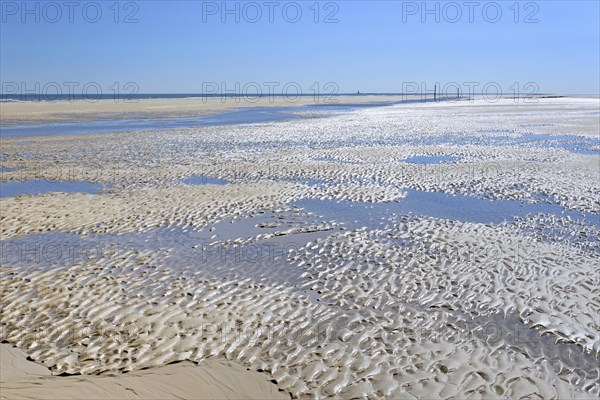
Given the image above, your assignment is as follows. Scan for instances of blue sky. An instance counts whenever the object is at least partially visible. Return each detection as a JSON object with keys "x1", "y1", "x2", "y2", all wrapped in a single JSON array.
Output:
[{"x1": 1, "y1": 1, "x2": 599, "y2": 94}]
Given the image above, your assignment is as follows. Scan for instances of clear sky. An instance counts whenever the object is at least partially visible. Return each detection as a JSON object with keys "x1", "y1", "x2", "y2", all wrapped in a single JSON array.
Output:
[{"x1": 1, "y1": 1, "x2": 599, "y2": 95}]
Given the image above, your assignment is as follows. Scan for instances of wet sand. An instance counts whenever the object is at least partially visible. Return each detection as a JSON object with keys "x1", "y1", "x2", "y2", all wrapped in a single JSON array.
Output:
[{"x1": 1, "y1": 97, "x2": 599, "y2": 399}]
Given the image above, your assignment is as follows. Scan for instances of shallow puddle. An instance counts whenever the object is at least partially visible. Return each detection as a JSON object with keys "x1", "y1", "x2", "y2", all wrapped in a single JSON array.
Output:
[
  {"x1": 480, "y1": 313, "x2": 598, "y2": 391},
  {"x1": 302, "y1": 178, "x2": 328, "y2": 186},
  {"x1": 0, "y1": 107, "x2": 301, "y2": 138},
  {"x1": 576, "y1": 149, "x2": 600, "y2": 155},
  {"x1": 0, "y1": 209, "x2": 339, "y2": 286},
  {"x1": 401, "y1": 155, "x2": 459, "y2": 164},
  {"x1": 312, "y1": 156, "x2": 355, "y2": 164},
  {"x1": 478, "y1": 131, "x2": 600, "y2": 155},
  {"x1": 182, "y1": 175, "x2": 229, "y2": 185},
  {"x1": 293, "y1": 189, "x2": 597, "y2": 228},
  {"x1": 0, "y1": 180, "x2": 109, "y2": 198}
]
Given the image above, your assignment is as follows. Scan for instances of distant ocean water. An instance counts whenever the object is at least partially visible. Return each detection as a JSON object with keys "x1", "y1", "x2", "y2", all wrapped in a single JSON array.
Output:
[
  {"x1": 1, "y1": 93, "x2": 578, "y2": 103},
  {"x1": 0, "y1": 93, "x2": 408, "y2": 102}
]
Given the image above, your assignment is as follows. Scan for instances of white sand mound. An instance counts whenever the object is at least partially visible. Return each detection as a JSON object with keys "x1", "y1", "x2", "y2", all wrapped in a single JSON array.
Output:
[{"x1": 0, "y1": 344, "x2": 287, "y2": 400}]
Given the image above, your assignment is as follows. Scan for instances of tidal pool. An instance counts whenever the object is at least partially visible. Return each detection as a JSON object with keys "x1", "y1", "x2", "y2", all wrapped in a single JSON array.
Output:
[
  {"x1": 402, "y1": 155, "x2": 459, "y2": 164},
  {"x1": 182, "y1": 175, "x2": 229, "y2": 185},
  {"x1": 0, "y1": 180, "x2": 108, "y2": 198},
  {"x1": 293, "y1": 189, "x2": 597, "y2": 228}
]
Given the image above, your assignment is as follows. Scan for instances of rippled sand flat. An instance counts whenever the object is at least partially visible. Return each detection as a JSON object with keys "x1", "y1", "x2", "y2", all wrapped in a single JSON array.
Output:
[{"x1": 1, "y1": 98, "x2": 599, "y2": 399}]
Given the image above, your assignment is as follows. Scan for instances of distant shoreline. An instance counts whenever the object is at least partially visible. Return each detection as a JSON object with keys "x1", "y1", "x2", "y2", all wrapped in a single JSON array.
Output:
[
  {"x1": 0, "y1": 95, "x2": 412, "y2": 126},
  {"x1": 4, "y1": 93, "x2": 598, "y2": 103}
]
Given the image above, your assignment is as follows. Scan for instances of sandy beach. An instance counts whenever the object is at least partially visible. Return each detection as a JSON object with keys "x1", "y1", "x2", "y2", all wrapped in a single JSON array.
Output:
[{"x1": 1, "y1": 97, "x2": 599, "y2": 398}]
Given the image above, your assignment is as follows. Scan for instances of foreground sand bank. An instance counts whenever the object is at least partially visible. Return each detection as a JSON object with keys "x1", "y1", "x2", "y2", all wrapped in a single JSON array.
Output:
[
  {"x1": 0, "y1": 95, "x2": 408, "y2": 125},
  {"x1": 1, "y1": 344, "x2": 287, "y2": 400}
]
